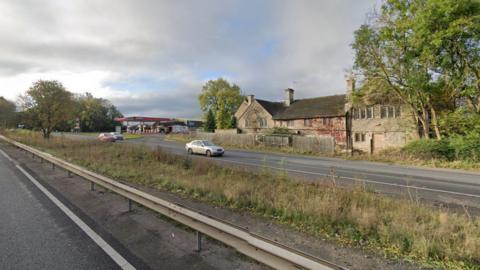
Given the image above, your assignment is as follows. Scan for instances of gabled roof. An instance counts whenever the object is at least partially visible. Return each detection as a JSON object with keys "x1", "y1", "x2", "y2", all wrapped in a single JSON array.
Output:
[
  {"x1": 256, "y1": 99, "x2": 286, "y2": 116},
  {"x1": 271, "y1": 94, "x2": 346, "y2": 120}
]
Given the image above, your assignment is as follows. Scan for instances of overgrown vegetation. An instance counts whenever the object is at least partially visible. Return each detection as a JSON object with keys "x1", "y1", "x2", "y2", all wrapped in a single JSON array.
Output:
[
  {"x1": 198, "y1": 78, "x2": 243, "y2": 130},
  {"x1": 3, "y1": 130, "x2": 479, "y2": 269}
]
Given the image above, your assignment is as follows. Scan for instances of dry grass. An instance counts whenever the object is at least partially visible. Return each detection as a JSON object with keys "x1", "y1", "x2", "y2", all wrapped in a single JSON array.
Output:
[
  {"x1": 167, "y1": 133, "x2": 480, "y2": 172},
  {"x1": 4, "y1": 129, "x2": 480, "y2": 270}
]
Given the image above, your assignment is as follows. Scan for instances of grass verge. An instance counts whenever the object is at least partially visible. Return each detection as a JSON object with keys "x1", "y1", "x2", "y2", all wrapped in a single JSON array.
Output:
[
  {"x1": 3, "y1": 130, "x2": 480, "y2": 270},
  {"x1": 64, "y1": 132, "x2": 143, "y2": 140},
  {"x1": 166, "y1": 133, "x2": 480, "y2": 172}
]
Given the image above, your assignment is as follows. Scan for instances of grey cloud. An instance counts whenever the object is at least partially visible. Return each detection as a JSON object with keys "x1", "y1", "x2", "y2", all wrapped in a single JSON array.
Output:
[{"x1": 0, "y1": 0, "x2": 378, "y2": 117}]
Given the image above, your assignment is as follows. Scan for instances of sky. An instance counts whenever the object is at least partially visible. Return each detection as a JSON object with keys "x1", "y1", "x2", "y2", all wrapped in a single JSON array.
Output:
[{"x1": 0, "y1": 0, "x2": 379, "y2": 118}]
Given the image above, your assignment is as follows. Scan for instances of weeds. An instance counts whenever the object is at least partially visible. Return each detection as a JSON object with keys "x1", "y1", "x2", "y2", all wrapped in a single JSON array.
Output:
[{"x1": 3, "y1": 129, "x2": 480, "y2": 269}]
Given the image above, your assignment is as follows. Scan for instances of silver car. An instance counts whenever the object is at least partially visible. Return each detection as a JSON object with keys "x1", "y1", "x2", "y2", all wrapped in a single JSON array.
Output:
[
  {"x1": 110, "y1": 132, "x2": 124, "y2": 140},
  {"x1": 185, "y1": 140, "x2": 224, "y2": 157}
]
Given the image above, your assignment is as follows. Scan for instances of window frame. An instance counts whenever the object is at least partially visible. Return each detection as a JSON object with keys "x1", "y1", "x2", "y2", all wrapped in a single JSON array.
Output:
[{"x1": 304, "y1": 118, "x2": 312, "y2": 127}]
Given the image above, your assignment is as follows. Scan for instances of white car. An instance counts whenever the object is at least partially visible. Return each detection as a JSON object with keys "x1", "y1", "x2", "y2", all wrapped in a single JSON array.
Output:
[
  {"x1": 110, "y1": 132, "x2": 124, "y2": 140},
  {"x1": 185, "y1": 140, "x2": 224, "y2": 157}
]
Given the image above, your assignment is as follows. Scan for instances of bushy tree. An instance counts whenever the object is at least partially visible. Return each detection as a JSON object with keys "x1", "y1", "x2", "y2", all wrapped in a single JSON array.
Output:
[
  {"x1": 198, "y1": 78, "x2": 243, "y2": 129},
  {"x1": 352, "y1": 0, "x2": 480, "y2": 139},
  {"x1": 204, "y1": 109, "x2": 216, "y2": 132},
  {"x1": 0, "y1": 97, "x2": 16, "y2": 128},
  {"x1": 19, "y1": 80, "x2": 75, "y2": 138},
  {"x1": 75, "y1": 93, "x2": 123, "y2": 132}
]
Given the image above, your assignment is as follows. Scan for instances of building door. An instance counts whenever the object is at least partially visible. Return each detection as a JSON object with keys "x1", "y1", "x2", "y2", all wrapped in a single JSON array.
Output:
[{"x1": 372, "y1": 133, "x2": 385, "y2": 154}]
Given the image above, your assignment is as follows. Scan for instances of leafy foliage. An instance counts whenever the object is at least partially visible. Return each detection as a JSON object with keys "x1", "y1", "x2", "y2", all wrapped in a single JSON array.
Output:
[
  {"x1": 19, "y1": 80, "x2": 75, "y2": 138},
  {"x1": 0, "y1": 97, "x2": 16, "y2": 128},
  {"x1": 439, "y1": 108, "x2": 480, "y2": 136},
  {"x1": 204, "y1": 109, "x2": 216, "y2": 132},
  {"x1": 352, "y1": 0, "x2": 480, "y2": 139},
  {"x1": 75, "y1": 93, "x2": 123, "y2": 132},
  {"x1": 198, "y1": 78, "x2": 243, "y2": 129}
]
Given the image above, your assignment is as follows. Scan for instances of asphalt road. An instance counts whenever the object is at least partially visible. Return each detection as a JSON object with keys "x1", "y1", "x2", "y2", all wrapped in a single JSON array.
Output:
[
  {"x1": 128, "y1": 136, "x2": 480, "y2": 209},
  {"x1": 0, "y1": 150, "x2": 122, "y2": 270},
  {"x1": 57, "y1": 133, "x2": 480, "y2": 209}
]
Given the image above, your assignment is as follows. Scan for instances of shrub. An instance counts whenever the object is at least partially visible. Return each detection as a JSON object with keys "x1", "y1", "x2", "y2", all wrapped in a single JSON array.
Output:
[
  {"x1": 439, "y1": 108, "x2": 480, "y2": 136},
  {"x1": 449, "y1": 131, "x2": 480, "y2": 162},
  {"x1": 403, "y1": 138, "x2": 455, "y2": 161}
]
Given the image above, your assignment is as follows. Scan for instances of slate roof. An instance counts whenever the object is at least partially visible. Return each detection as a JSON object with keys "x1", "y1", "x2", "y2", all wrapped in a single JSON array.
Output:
[
  {"x1": 255, "y1": 99, "x2": 286, "y2": 116},
  {"x1": 264, "y1": 94, "x2": 346, "y2": 120}
]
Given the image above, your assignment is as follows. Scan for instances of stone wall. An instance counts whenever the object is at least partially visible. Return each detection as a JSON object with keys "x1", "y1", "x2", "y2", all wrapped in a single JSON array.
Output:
[
  {"x1": 237, "y1": 100, "x2": 274, "y2": 133},
  {"x1": 351, "y1": 105, "x2": 418, "y2": 153},
  {"x1": 273, "y1": 116, "x2": 346, "y2": 145}
]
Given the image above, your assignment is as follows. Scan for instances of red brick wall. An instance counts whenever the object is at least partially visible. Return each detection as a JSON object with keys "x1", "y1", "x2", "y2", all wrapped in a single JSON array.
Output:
[{"x1": 311, "y1": 117, "x2": 346, "y2": 145}]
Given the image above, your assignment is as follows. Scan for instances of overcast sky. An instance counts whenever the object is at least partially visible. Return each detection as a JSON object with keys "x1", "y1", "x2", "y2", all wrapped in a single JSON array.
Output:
[{"x1": 0, "y1": 0, "x2": 378, "y2": 118}]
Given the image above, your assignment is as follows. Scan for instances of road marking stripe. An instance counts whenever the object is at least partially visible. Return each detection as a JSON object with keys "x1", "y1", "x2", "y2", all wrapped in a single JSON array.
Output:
[
  {"x1": 218, "y1": 158, "x2": 480, "y2": 199},
  {"x1": 0, "y1": 149, "x2": 14, "y2": 162},
  {"x1": 0, "y1": 149, "x2": 135, "y2": 270}
]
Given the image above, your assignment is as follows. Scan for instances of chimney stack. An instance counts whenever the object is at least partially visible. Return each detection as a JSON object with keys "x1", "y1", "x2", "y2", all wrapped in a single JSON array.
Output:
[
  {"x1": 284, "y1": 88, "x2": 294, "y2": 106},
  {"x1": 346, "y1": 74, "x2": 355, "y2": 94},
  {"x1": 246, "y1": 95, "x2": 255, "y2": 104}
]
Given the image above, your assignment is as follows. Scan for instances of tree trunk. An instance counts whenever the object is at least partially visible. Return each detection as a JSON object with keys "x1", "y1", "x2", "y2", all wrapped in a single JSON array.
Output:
[
  {"x1": 430, "y1": 107, "x2": 441, "y2": 140},
  {"x1": 421, "y1": 107, "x2": 430, "y2": 138}
]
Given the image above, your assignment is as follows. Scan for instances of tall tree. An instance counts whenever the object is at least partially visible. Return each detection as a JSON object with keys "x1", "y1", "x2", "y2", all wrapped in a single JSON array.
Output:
[
  {"x1": 413, "y1": 0, "x2": 480, "y2": 113},
  {"x1": 204, "y1": 109, "x2": 216, "y2": 132},
  {"x1": 0, "y1": 97, "x2": 16, "y2": 128},
  {"x1": 75, "y1": 93, "x2": 123, "y2": 132},
  {"x1": 198, "y1": 78, "x2": 243, "y2": 129},
  {"x1": 20, "y1": 80, "x2": 74, "y2": 138},
  {"x1": 352, "y1": 0, "x2": 480, "y2": 139}
]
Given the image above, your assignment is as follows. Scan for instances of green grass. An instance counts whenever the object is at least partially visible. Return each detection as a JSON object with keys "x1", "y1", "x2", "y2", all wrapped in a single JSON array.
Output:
[
  {"x1": 3, "y1": 129, "x2": 480, "y2": 270},
  {"x1": 69, "y1": 132, "x2": 143, "y2": 140}
]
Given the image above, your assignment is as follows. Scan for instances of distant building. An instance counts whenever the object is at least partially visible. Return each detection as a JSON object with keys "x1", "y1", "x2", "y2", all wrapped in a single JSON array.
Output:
[
  {"x1": 235, "y1": 90, "x2": 347, "y2": 145},
  {"x1": 114, "y1": 116, "x2": 203, "y2": 134}
]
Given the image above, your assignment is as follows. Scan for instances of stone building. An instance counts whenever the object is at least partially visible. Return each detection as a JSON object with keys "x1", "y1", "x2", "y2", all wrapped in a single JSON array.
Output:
[
  {"x1": 345, "y1": 77, "x2": 418, "y2": 153},
  {"x1": 235, "y1": 78, "x2": 419, "y2": 153},
  {"x1": 235, "y1": 89, "x2": 347, "y2": 145}
]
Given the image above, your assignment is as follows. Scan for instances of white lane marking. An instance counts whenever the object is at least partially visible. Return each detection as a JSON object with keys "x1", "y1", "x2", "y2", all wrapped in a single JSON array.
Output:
[
  {"x1": 217, "y1": 158, "x2": 480, "y2": 199},
  {"x1": 0, "y1": 150, "x2": 135, "y2": 270},
  {"x1": 0, "y1": 149, "x2": 14, "y2": 162}
]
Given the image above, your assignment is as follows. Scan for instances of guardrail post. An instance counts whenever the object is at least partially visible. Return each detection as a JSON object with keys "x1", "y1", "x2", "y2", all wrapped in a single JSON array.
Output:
[
  {"x1": 52, "y1": 163, "x2": 55, "y2": 170},
  {"x1": 90, "y1": 181, "x2": 95, "y2": 191},
  {"x1": 128, "y1": 199, "x2": 133, "y2": 212},
  {"x1": 196, "y1": 231, "x2": 202, "y2": 252}
]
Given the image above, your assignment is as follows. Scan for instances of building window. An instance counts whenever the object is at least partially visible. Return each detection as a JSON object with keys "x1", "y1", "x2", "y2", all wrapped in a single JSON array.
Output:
[
  {"x1": 381, "y1": 106, "x2": 387, "y2": 118},
  {"x1": 381, "y1": 105, "x2": 400, "y2": 118},
  {"x1": 353, "y1": 107, "x2": 373, "y2": 120},
  {"x1": 322, "y1": 118, "x2": 333, "y2": 125},
  {"x1": 353, "y1": 108, "x2": 359, "y2": 120},
  {"x1": 304, "y1": 118, "x2": 312, "y2": 127},
  {"x1": 395, "y1": 106, "x2": 401, "y2": 117},
  {"x1": 257, "y1": 118, "x2": 267, "y2": 128},
  {"x1": 287, "y1": 120, "x2": 294, "y2": 127},
  {"x1": 354, "y1": 133, "x2": 366, "y2": 142},
  {"x1": 388, "y1": 106, "x2": 394, "y2": 118},
  {"x1": 366, "y1": 106, "x2": 373, "y2": 119},
  {"x1": 245, "y1": 119, "x2": 251, "y2": 127}
]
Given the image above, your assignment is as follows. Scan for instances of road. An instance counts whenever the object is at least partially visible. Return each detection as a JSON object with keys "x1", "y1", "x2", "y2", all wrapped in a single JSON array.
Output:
[
  {"x1": 132, "y1": 136, "x2": 480, "y2": 208},
  {"x1": 0, "y1": 149, "x2": 126, "y2": 270},
  {"x1": 59, "y1": 133, "x2": 480, "y2": 209}
]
